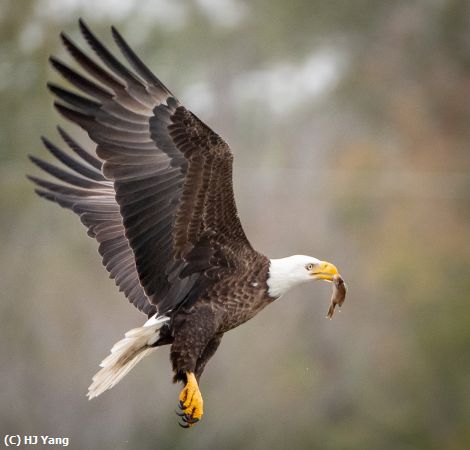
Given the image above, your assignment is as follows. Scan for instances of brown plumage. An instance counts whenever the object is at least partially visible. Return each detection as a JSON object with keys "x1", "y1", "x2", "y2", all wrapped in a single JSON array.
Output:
[{"x1": 29, "y1": 20, "x2": 345, "y2": 428}]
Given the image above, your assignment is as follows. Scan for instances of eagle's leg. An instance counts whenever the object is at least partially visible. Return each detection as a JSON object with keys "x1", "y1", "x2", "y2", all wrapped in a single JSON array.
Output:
[
  {"x1": 177, "y1": 334, "x2": 223, "y2": 427},
  {"x1": 171, "y1": 307, "x2": 220, "y2": 428}
]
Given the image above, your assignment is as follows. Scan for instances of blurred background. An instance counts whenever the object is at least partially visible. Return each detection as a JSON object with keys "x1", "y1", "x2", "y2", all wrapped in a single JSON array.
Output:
[{"x1": 1, "y1": 0, "x2": 469, "y2": 449}]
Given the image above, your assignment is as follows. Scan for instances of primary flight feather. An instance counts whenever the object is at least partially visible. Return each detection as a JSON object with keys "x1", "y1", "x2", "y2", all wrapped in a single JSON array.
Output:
[{"x1": 29, "y1": 20, "x2": 346, "y2": 428}]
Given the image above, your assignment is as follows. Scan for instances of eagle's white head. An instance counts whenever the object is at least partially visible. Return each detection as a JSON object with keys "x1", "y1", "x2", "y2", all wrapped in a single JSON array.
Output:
[{"x1": 267, "y1": 255, "x2": 339, "y2": 298}]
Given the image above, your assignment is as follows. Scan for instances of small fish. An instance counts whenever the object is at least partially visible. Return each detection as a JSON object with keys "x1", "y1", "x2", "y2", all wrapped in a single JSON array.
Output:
[{"x1": 326, "y1": 274, "x2": 347, "y2": 319}]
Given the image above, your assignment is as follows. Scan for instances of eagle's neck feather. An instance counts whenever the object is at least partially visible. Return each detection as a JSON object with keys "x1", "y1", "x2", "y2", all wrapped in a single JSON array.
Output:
[{"x1": 267, "y1": 255, "x2": 320, "y2": 298}]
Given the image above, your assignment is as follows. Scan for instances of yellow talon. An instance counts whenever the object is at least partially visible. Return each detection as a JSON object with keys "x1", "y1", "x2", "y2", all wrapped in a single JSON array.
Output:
[{"x1": 178, "y1": 372, "x2": 203, "y2": 427}]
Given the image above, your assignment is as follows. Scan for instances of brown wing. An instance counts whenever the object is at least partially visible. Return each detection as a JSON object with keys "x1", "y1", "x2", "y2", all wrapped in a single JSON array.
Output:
[
  {"x1": 32, "y1": 20, "x2": 254, "y2": 316},
  {"x1": 29, "y1": 128, "x2": 156, "y2": 316}
]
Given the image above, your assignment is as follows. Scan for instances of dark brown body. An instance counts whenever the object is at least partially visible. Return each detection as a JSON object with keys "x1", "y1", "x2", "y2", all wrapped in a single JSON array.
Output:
[{"x1": 158, "y1": 252, "x2": 272, "y2": 382}]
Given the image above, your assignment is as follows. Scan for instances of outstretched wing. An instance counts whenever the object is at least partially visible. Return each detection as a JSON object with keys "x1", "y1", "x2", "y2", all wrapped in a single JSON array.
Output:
[
  {"x1": 30, "y1": 20, "x2": 253, "y2": 316},
  {"x1": 29, "y1": 128, "x2": 156, "y2": 316}
]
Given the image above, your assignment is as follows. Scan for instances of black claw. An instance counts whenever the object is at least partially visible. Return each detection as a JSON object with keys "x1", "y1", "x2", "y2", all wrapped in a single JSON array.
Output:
[
  {"x1": 180, "y1": 413, "x2": 199, "y2": 424},
  {"x1": 185, "y1": 416, "x2": 199, "y2": 424},
  {"x1": 176, "y1": 399, "x2": 200, "y2": 427}
]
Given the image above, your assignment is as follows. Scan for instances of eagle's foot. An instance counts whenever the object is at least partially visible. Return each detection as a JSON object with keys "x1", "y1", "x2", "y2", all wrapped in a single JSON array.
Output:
[{"x1": 177, "y1": 372, "x2": 203, "y2": 428}]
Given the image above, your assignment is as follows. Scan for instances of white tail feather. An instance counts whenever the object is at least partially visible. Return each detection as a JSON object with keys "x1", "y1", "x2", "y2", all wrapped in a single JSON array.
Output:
[{"x1": 87, "y1": 315, "x2": 169, "y2": 399}]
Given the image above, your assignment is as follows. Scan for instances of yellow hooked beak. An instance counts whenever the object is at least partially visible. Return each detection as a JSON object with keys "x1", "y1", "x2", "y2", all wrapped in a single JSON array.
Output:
[{"x1": 311, "y1": 261, "x2": 339, "y2": 282}]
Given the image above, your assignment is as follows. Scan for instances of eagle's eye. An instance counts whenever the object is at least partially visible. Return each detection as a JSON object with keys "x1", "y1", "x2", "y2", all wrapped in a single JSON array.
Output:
[{"x1": 306, "y1": 263, "x2": 314, "y2": 271}]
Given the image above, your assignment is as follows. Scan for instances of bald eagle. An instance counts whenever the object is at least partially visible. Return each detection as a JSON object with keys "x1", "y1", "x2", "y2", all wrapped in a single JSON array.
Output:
[{"x1": 29, "y1": 20, "x2": 346, "y2": 428}]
